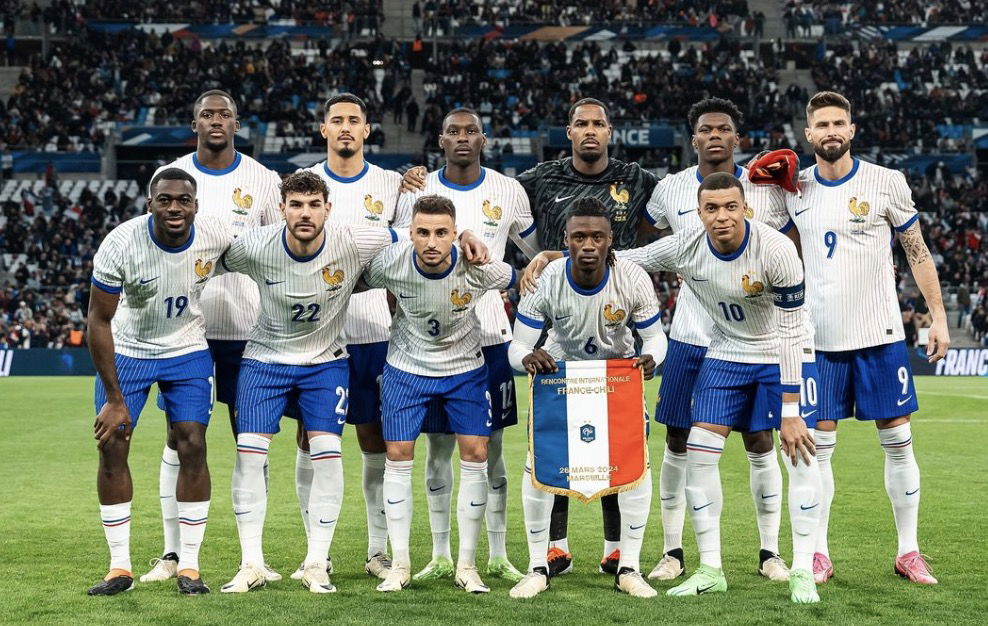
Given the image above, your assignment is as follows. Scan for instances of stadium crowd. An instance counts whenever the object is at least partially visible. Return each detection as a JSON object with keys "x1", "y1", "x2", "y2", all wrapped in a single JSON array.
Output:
[{"x1": 790, "y1": 1, "x2": 987, "y2": 32}]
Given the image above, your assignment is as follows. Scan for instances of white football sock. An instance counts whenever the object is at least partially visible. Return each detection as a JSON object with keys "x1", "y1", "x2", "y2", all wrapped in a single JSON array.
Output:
[
  {"x1": 618, "y1": 471, "x2": 652, "y2": 572},
  {"x1": 782, "y1": 434, "x2": 822, "y2": 572},
  {"x1": 549, "y1": 537, "x2": 569, "y2": 553},
  {"x1": 305, "y1": 435, "x2": 343, "y2": 568},
  {"x1": 384, "y1": 458, "x2": 414, "y2": 568},
  {"x1": 295, "y1": 447, "x2": 313, "y2": 539},
  {"x1": 485, "y1": 429, "x2": 509, "y2": 559},
  {"x1": 456, "y1": 459, "x2": 489, "y2": 568},
  {"x1": 100, "y1": 501, "x2": 132, "y2": 572},
  {"x1": 878, "y1": 423, "x2": 921, "y2": 556},
  {"x1": 158, "y1": 445, "x2": 180, "y2": 557},
  {"x1": 176, "y1": 500, "x2": 209, "y2": 573},
  {"x1": 814, "y1": 429, "x2": 837, "y2": 556},
  {"x1": 521, "y1": 463, "x2": 553, "y2": 571},
  {"x1": 362, "y1": 451, "x2": 388, "y2": 558},
  {"x1": 747, "y1": 447, "x2": 782, "y2": 554},
  {"x1": 424, "y1": 433, "x2": 455, "y2": 559},
  {"x1": 659, "y1": 444, "x2": 687, "y2": 554},
  {"x1": 685, "y1": 427, "x2": 725, "y2": 569},
  {"x1": 232, "y1": 434, "x2": 269, "y2": 567}
]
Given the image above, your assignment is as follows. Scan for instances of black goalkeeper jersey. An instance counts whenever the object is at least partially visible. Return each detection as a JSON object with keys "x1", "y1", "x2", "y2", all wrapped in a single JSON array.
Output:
[{"x1": 516, "y1": 157, "x2": 659, "y2": 251}]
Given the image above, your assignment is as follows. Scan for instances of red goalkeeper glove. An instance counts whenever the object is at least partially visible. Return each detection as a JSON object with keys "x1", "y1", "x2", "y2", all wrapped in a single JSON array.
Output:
[{"x1": 747, "y1": 149, "x2": 801, "y2": 194}]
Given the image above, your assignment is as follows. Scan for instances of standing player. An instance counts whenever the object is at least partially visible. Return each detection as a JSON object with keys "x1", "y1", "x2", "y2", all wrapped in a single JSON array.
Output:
[
  {"x1": 143, "y1": 90, "x2": 284, "y2": 584},
  {"x1": 87, "y1": 169, "x2": 229, "y2": 595},
  {"x1": 642, "y1": 98, "x2": 793, "y2": 582},
  {"x1": 219, "y1": 171, "x2": 399, "y2": 594},
  {"x1": 365, "y1": 195, "x2": 517, "y2": 594},
  {"x1": 297, "y1": 93, "x2": 403, "y2": 579},
  {"x1": 786, "y1": 91, "x2": 949, "y2": 584},
  {"x1": 507, "y1": 197, "x2": 666, "y2": 599},
  {"x1": 394, "y1": 107, "x2": 540, "y2": 582}
]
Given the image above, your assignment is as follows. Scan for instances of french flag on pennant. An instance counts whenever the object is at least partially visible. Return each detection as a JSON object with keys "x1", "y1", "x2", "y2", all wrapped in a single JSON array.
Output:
[{"x1": 529, "y1": 359, "x2": 648, "y2": 502}]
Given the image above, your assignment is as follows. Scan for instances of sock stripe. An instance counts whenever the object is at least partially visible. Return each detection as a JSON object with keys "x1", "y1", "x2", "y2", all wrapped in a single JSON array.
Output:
[
  {"x1": 237, "y1": 445, "x2": 269, "y2": 455},
  {"x1": 816, "y1": 443, "x2": 836, "y2": 449},
  {"x1": 881, "y1": 437, "x2": 912, "y2": 449},
  {"x1": 686, "y1": 443, "x2": 723, "y2": 454},
  {"x1": 161, "y1": 458, "x2": 180, "y2": 467},
  {"x1": 102, "y1": 516, "x2": 131, "y2": 527},
  {"x1": 178, "y1": 517, "x2": 208, "y2": 526},
  {"x1": 310, "y1": 451, "x2": 342, "y2": 461}
]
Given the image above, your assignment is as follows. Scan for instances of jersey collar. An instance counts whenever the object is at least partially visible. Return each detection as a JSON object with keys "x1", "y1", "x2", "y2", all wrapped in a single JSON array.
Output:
[
  {"x1": 706, "y1": 219, "x2": 750, "y2": 261},
  {"x1": 439, "y1": 166, "x2": 485, "y2": 191},
  {"x1": 695, "y1": 163, "x2": 744, "y2": 183},
  {"x1": 413, "y1": 245, "x2": 458, "y2": 279},
  {"x1": 565, "y1": 257, "x2": 610, "y2": 295},
  {"x1": 192, "y1": 151, "x2": 242, "y2": 176},
  {"x1": 281, "y1": 226, "x2": 325, "y2": 262},
  {"x1": 146, "y1": 215, "x2": 195, "y2": 253},
  {"x1": 814, "y1": 157, "x2": 859, "y2": 187},
  {"x1": 323, "y1": 160, "x2": 369, "y2": 183}
]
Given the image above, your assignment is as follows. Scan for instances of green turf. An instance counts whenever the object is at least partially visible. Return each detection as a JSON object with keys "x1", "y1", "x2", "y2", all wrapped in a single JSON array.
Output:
[{"x1": 1, "y1": 375, "x2": 985, "y2": 625}]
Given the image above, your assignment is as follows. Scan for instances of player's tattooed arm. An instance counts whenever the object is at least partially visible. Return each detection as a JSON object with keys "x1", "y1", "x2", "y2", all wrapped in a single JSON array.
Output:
[{"x1": 899, "y1": 220, "x2": 950, "y2": 362}]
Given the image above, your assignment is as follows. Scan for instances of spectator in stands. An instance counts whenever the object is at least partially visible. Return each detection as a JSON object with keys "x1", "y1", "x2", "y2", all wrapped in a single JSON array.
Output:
[{"x1": 957, "y1": 283, "x2": 971, "y2": 328}]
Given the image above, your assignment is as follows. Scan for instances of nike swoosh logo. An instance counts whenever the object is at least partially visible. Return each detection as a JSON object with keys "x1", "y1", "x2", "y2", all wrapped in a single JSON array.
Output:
[
  {"x1": 470, "y1": 501, "x2": 487, "y2": 507},
  {"x1": 629, "y1": 523, "x2": 645, "y2": 530},
  {"x1": 697, "y1": 583, "x2": 717, "y2": 594},
  {"x1": 554, "y1": 194, "x2": 576, "y2": 204},
  {"x1": 530, "y1": 528, "x2": 545, "y2": 534},
  {"x1": 234, "y1": 510, "x2": 251, "y2": 516},
  {"x1": 800, "y1": 503, "x2": 819, "y2": 511},
  {"x1": 140, "y1": 277, "x2": 159, "y2": 284},
  {"x1": 554, "y1": 314, "x2": 572, "y2": 321},
  {"x1": 265, "y1": 279, "x2": 285, "y2": 285},
  {"x1": 905, "y1": 488, "x2": 919, "y2": 496},
  {"x1": 428, "y1": 485, "x2": 445, "y2": 492},
  {"x1": 691, "y1": 277, "x2": 709, "y2": 281},
  {"x1": 387, "y1": 498, "x2": 405, "y2": 505},
  {"x1": 677, "y1": 209, "x2": 694, "y2": 216},
  {"x1": 692, "y1": 502, "x2": 713, "y2": 511},
  {"x1": 337, "y1": 417, "x2": 346, "y2": 424},
  {"x1": 319, "y1": 518, "x2": 337, "y2": 524},
  {"x1": 801, "y1": 410, "x2": 817, "y2": 419},
  {"x1": 897, "y1": 395, "x2": 913, "y2": 406},
  {"x1": 399, "y1": 293, "x2": 417, "y2": 299},
  {"x1": 795, "y1": 208, "x2": 812, "y2": 216},
  {"x1": 760, "y1": 494, "x2": 778, "y2": 500},
  {"x1": 660, "y1": 496, "x2": 675, "y2": 501},
  {"x1": 491, "y1": 481, "x2": 507, "y2": 491}
]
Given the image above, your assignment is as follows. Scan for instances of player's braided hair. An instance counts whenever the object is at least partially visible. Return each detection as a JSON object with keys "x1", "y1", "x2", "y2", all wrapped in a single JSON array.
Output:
[
  {"x1": 280, "y1": 170, "x2": 328, "y2": 202},
  {"x1": 566, "y1": 196, "x2": 616, "y2": 266},
  {"x1": 687, "y1": 97, "x2": 744, "y2": 133}
]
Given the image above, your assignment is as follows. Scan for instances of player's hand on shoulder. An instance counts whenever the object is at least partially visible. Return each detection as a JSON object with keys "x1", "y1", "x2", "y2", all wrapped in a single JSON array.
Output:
[
  {"x1": 522, "y1": 349, "x2": 558, "y2": 375},
  {"x1": 634, "y1": 354, "x2": 656, "y2": 380},
  {"x1": 519, "y1": 251, "x2": 560, "y2": 294},
  {"x1": 926, "y1": 317, "x2": 951, "y2": 363},
  {"x1": 400, "y1": 166, "x2": 427, "y2": 193},
  {"x1": 459, "y1": 230, "x2": 490, "y2": 265},
  {"x1": 93, "y1": 400, "x2": 132, "y2": 449}
]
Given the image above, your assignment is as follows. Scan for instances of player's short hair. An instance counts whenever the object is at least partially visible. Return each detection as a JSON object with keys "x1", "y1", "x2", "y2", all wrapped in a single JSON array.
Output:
[
  {"x1": 687, "y1": 97, "x2": 744, "y2": 133},
  {"x1": 806, "y1": 91, "x2": 851, "y2": 119},
  {"x1": 566, "y1": 197, "x2": 615, "y2": 266},
  {"x1": 280, "y1": 170, "x2": 328, "y2": 202},
  {"x1": 442, "y1": 107, "x2": 482, "y2": 128},
  {"x1": 148, "y1": 168, "x2": 197, "y2": 195},
  {"x1": 412, "y1": 194, "x2": 456, "y2": 220},
  {"x1": 696, "y1": 171, "x2": 745, "y2": 201},
  {"x1": 324, "y1": 93, "x2": 368, "y2": 120},
  {"x1": 568, "y1": 97, "x2": 610, "y2": 124},
  {"x1": 193, "y1": 89, "x2": 237, "y2": 117}
]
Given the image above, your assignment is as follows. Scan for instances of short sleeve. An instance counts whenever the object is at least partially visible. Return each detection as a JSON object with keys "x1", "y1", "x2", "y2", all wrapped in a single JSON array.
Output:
[
  {"x1": 393, "y1": 190, "x2": 417, "y2": 228},
  {"x1": 644, "y1": 178, "x2": 669, "y2": 229},
  {"x1": 515, "y1": 165, "x2": 539, "y2": 216},
  {"x1": 509, "y1": 181, "x2": 536, "y2": 239},
  {"x1": 363, "y1": 248, "x2": 389, "y2": 289},
  {"x1": 628, "y1": 266, "x2": 662, "y2": 329},
  {"x1": 884, "y1": 170, "x2": 919, "y2": 232},
  {"x1": 353, "y1": 225, "x2": 398, "y2": 266},
  {"x1": 221, "y1": 235, "x2": 250, "y2": 274},
  {"x1": 614, "y1": 232, "x2": 681, "y2": 273},
  {"x1": 91, "y1": 234, "x2": 124, "y2": 294},
  {"x1": 477, "y1": 260, "x2": 515, "y2": 291},
  {"x1": 758, "y1": 187, "x2": 791, "y2": 232},
  {"x1": 767, "y1": 237, "x2": 805, "y2": 309},
  {"x1": 260, "y1": 170, "x2": 284, "y2": 226},
  {"x1": 515, "y1": 289, "x2": 546, "y2": 330}
]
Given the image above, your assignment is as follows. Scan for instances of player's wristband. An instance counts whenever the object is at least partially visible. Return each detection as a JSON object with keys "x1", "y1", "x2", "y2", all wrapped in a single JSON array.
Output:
[{"x1": 781, "y1": 402, "x2": 799, "y2": 419}]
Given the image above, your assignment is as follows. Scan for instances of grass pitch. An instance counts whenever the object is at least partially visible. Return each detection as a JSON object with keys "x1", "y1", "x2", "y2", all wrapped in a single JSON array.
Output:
[{"x1": 1, "y1": 375, "x2": 985, "y2": 625}]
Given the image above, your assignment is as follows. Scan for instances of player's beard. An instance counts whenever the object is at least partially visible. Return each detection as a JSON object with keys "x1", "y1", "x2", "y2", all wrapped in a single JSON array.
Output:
[
  {"x1": 203, "y1": 136, "x2": 229, "y2": 153},
  {"x1": 575, "y1": 146, "x2": 604, "y2": 164},
  {"x1": 336, "y1": 145, "x2": 357, "y2": 159},
  {"x1": 814, "y1": 138, "x2": 851, "y2": 162},
  {"x1": 289, "y1": 221, "x2": 324, "y2": 243}
]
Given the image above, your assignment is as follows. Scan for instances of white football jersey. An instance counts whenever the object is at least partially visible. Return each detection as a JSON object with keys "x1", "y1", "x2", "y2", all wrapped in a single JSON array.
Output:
[
  {"x1": 91, "y1": 214, "x2": 230, "y2": 359},
  {"x1": 617, "y1": 220, "x2": 805, "y2": 386},
  {"x1": 786, "y1": 158, "x2": 917, "y2": 352},
  {"x1": 221, "y1": 222, "x2": 397, "y2": 365},
  {"x1": 155, "y1": 152, "x2": 282, "y2": 341},
  {"x1": 364, "y1": 242, "x2": 516, "y2": 376},
  {"x1": 645, "y1": 164, "x2": 789, "y2": 347},
  {"x1": 517, "y1": 258, "x2": 661, "y2": 360},
  {"x1": 306, "y1": 160, "x2": 401, "y2": 344},
  {"x1": 394, "y1": 167, "x2": 538, "y2": 346}
]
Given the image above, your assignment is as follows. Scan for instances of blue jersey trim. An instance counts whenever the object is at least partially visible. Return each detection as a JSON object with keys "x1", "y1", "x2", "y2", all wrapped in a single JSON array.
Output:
[
  {"x1": 413, "y1": 245, "x2": 458, "y2": 279},
  {"x1": 323, "y1": 160, "x2": 369, "y2": 183},
  {"x1": 91, "y1": 276, "x2": 122, "y2": 294},
  {"x1": 220, "y1": 252, "x2": 232, "y2": 273},
  {"x1": 706, "y1": 219, "x2": 749, "y2": 261},
  {"x1": 147, "y1": 215, "x2": 196, "y2": 253},
  {"x1": 780, "y1": 384, "x2": 801, "y2": 394},
  {"x1": 507, "y1": 266, "x2": 517, "y2": 290},
  {"x1": 192, "y1": 151, "x2": 242, "y2": 176},
  {"x1": 565, "y1": 258, "x2": 610, "y2": 295},
  {"x1": 281, "y1": 226, "x2": 325, "y2": 262},
  {"x1": 696, "y1": 164, "x2": 743, "y2": 183},
  {"x1": 439, "y1": 166, "x2": 486, "y2": 191},
  {"x1": 643, "y1": 210, "x2": 657, "y2": 225},
  {"x1": 814, "y1": 158, "x2": 859, "y2": 187},
  {"x1": 516, "y1": 312, "x2": 544, "y2": 329},
  {"x1": 388, "y1": 227, "x2": 398, "y2": 243},
  {"x1": 779, "y1": 218, "x2": 796, "y2": 234},
  {"x1": 894, "y1": 214, "x2": 919, "y2": 232},
  {"x1": 635, "y1": 311, "x2": 662, "y2": 330},
  {"x1": 518, "y1": 221, "x2": 537, "y2": 237}
]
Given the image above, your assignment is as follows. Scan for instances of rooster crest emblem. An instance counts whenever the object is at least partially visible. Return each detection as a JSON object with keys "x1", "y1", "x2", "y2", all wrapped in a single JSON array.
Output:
[
  {"x1": 232, "y1": 188, "x2": 253, "y2": 215},
  {"x1": 609, "y1": 183, "x2": 630, "y2": 221},
  {"x1": 848, "y1": 197, "x2": 870, "y2": 223},
  {"x1": 741, "y1": 274, "x2": 764, "y2": 298},
  {"x1": 363, "y1": 194, "x2": 384, "y2": 221},
  {"x1": 744, "y1": 205, "x2": 754, "y2": 219},
  {"x1": 603, "y1": 303, "x2": 626, "y2": 327},
  {"x1": 450, "y1": 288, "x2": 472, "y2": 312},
  {"x1": 482, "y1": 200, "x2": 502, "y2": 227},
  {"x1": 194, "y1": 259, "x2": 213, "y2": 283},
  {"x1": 321, "y1": 267, "x2": 345, "y2": 291}
]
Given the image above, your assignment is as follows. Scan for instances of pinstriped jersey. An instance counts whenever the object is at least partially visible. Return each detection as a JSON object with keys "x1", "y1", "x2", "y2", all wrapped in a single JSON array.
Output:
[
  {"x1": 516, "y1": 258, "x2": 661, "y2": 360},
  {"x1": 645, "y1": 164, "x2": 789, "y2": 347},
  {"x1": 305, "y1": 160, "x2": 402, "y2": 345},
  {"x1": 91, "y1": 214, "x2": 230, "y2": 359},
  {"x1": 221, "y1": 223, "x2": 397, "y2": 365},
  {"x1": 616, "y1": 220, "x2": 805, "y2": 386},
  {"x1": 156, "y1": 152, "x2": 283, "y2": 341},
  {"x1": 364, "y1": 242, "x2": 516, "y2": 376},
  {"x1": 786, "y1": 159, "x2": 917, "y2": 352},
  {"x1": 394, "y1": 167, "x2": 538, "y2": 346}
]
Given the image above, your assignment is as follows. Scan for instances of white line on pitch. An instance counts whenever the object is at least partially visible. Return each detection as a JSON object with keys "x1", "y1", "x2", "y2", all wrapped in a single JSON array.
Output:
[{"x1": 919, "y1": 391, "x2": 988, "y2": 400}]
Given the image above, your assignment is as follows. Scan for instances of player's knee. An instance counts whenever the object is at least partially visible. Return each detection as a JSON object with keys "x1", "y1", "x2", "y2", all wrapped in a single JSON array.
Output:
[
  {"x1": 742, "y1": 430, "x2": 774, "y2": 454},
  {"x1": 355, "y1": 423, "x2": 386, "y2": 453},
  {"x1": 665, "y1": 427, "x2": 689, "y2": 453},
  {"x1": 98, "y1": 437, "x2": 130, "y2": 472},
  {"x1": 296, "y1": 422, "x2": 309, "y2": 451},
  {"x1": 876, "y1": 415, "x2": 910, "y2": 430}
]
